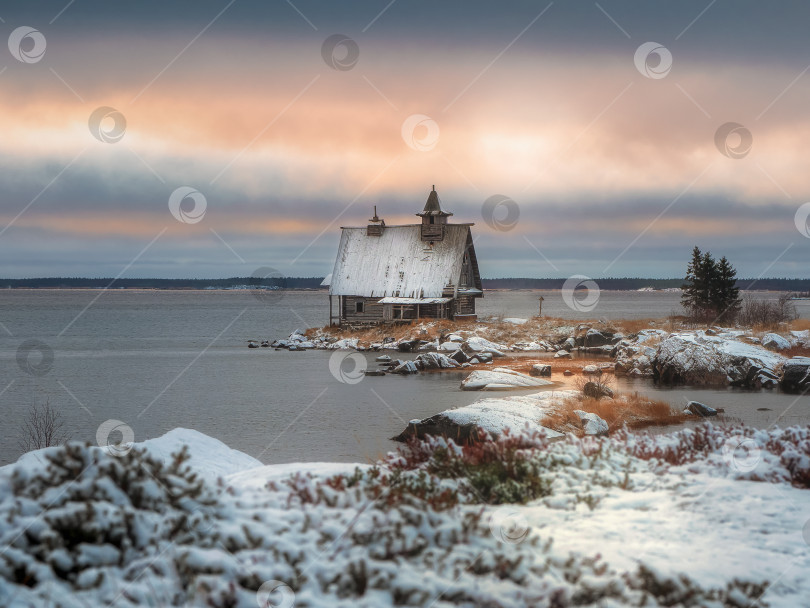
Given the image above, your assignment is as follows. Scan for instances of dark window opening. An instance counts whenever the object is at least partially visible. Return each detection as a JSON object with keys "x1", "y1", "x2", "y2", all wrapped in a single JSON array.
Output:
[{"x1": 355, "y1": 301, "x2": 364, "y2": 313}]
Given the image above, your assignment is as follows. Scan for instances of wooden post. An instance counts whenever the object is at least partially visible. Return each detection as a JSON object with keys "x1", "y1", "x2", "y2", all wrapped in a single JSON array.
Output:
[
  {"x1": 329, "y1": 295, "x2": 333, "y2": 326},
  {"x1": 538, "y1": 295, "x2": 544, "y2": 317}
]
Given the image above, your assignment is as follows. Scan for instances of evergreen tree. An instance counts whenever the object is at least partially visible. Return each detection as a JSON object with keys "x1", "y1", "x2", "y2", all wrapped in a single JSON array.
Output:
[
  {"x1": 714, "y1": 256, "x2": 741, "y2": 322},
  {"x1": 681, "y1": 247, "x2": 710, "y2": 317},
  {"x1": 681, "y1": 247, "x2": 741, "y2": 323}
]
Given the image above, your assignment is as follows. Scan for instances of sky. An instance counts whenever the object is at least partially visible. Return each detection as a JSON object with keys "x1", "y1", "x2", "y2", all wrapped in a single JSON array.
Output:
[{"x1": 1, "y1": 0, "x2": 809, "y2": 280}]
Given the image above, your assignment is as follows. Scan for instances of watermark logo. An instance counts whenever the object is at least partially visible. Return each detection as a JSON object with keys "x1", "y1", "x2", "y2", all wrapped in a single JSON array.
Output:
[
  {"x1": 88, "y1": 106, "x2": 127, "y2": 144},
  {"x1": 256, "y1": 580, "x2": 295, "y2": 608},
  {"x1": 634, "y1": 42, "x2": 672, "y2": 79},
  {"x1": 714, "y1": 122, "x2": 752, "y2": 159},
  {"x1": 16, "y1": 339, "x2": 54, "y2": 376},
  {"x1": 250, "y1": 266, "x2": 286, "y2": 306},
  {"x1": 321, "y1": 34, "x2": 359, "y2": 71},
  {"x1": 96, "y1": 419, "x2": 135, "y2": 457},
  {"x1": 8, "y1": 26, "x2": 46, "y2": 63},
  {"x1": 168, "y1": 187, "x2": 207, "y2": 224},
  {"x1": 401, "y1": 114, "x2": 440, "y2": 152},
  {"x1": 489, "y1": 508, "x2": 530, "y2": 544},
  {"x1": 481, "y1": 195, "x2": 520, "y2": 232},
  {"x1": 721, "y1": 436, "x2": 760, "y2": 473},
  {"x1": 329, "y1": 351, "x2": 367, "y2": 384},
  {"x1": 561, "y1": 275, "x2": 601, "y2": 313},
  {"x1": 794, "y1": 202, "x2": 810, "y2": 238}
]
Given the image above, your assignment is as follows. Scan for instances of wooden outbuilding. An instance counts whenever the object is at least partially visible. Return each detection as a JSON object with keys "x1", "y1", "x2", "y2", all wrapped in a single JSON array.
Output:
[{"x1": 324, "y1": 187, "x2": 483, "y2": 326}]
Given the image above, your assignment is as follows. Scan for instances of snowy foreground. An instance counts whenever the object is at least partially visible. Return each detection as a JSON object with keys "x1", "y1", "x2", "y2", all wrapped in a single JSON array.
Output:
[{"x1": 1, "y1": 427, "x2": 809, "y2": 607}]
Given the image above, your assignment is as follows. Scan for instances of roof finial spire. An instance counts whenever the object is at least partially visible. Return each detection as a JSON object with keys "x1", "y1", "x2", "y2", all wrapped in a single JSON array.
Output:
[{"x1": 432, "y1": 184, "x2": 435, "y2": 191}]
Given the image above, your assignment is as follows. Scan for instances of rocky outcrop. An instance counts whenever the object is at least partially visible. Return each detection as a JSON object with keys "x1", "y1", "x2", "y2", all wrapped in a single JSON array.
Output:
[
  {"x1": 652, "y1": 331, "x2": 785, "y2": 388},
  {"x1": 780, "y1": 357, "x2": 810, "y2": 394},
  {"x1": 460, "y1": 368, "x2": 554, "y2": 391},
  {"x1": 762, "y1": 333, "x2": 791, "y2": 351},
  {"x1": 394, "y1": 392, "x2": 573, "y2": 441},
  {"x1": 415, "y1": 352, "x2": 460, "y2": 370}
]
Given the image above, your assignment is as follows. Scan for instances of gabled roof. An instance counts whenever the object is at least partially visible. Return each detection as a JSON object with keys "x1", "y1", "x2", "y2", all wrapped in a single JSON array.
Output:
[{"x1": 329, "y1": 224, "x2": 473, "y2": 298}]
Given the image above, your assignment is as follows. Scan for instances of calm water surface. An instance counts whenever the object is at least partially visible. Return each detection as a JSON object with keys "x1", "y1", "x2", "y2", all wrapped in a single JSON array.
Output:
[{"x1": 0, "y1": 289, "x2": 808, "y2": 466}]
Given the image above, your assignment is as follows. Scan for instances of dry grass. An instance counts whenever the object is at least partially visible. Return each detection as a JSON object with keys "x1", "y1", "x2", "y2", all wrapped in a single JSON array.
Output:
[
  {"x1": 781, "y1": 345, "x2": 810, "y2": 358},
  {"x1": 604, "y1": 318, "x2": 669, "y2": 335},
  {"x1": 790, "y1": 318, "x2": 810, "y2": 331},
  {"x1": 541, "y1": 392, "x2": 690, "y2": 435}
]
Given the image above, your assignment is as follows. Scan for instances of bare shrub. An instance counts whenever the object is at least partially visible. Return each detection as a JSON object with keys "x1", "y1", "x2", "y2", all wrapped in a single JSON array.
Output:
[
  {"x1": 737, "y1": 293, "x2": 798, "y2": 329},
  {"x1": 18, "y1": 400, "x2": 69, "y2": 453}
]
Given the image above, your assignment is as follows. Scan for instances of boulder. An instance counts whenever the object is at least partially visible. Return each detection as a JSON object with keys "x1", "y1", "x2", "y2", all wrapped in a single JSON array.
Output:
[
  {"x1": 460, "y1": 368, "x2": 554, "y2": 391},
  {"x1": 584, "y1": 329, "x2": 613, "y2": 348},
  {"x1": 684, "y1": 401, "x2": 717, "y2": 417},
  {"x1": 573, "y1": 410, "x2": 609, "y2": 436},
  {"x1": 554, "y1": 350, "x2": 571, "y2": 359},
  {"x1": 780, "y1": 357, "x2": 810, "y2": 394},
  {"x1": 446, "y1": 333, "x2": 464, "y2": 342},
  {"x1": 376, "y1": 354, "x2": 392, "y2": 363},
  {"x1": 449, "y1": 349, "x2": 470, "y2": 364},
  {"x1": 476, "y1": 352, "x2": 494, "y2": 364},
  {"x1": 415, "y1": 352, "x2": 460, "y2": 370},
  {"x1": 391, "y1": 360, "x2": 419, "y2": 374},
  {"x1": 563, "y1": 370, "x2": 573, "y2": 376},
  {"x1": 761, "y1": 333, "x2": 791, "y2": 351},
  {"x1": 583, "y1": 381, "x2": 613, "y2": 399},
  {"x1": 582, "y1": 364, "x2": 601, "y2": 375},
  {"x1": 438, "y1": 341, "x2": 460, "y2": 352},
  {"x1": 464, "y1": 336, "x2": 507, "y2": 354},
  {"x1": 397, "y1": 339, "x2": 420, "y2": 353},
  {"x1": 394, "y1": 392, "x2": 575, "y2": 442},
  {"x1": 652, "y1": 331, "x2": 785, "y2": 388},
  {"x1": 530, "y1": 363, "x2": 551, "y2": 377},
  {"x1": 364, "y1": 370, "x2": 385, "y2": 377},
  {"x1": 563, "y1": 337, "x2": 577, "y2": 351}
]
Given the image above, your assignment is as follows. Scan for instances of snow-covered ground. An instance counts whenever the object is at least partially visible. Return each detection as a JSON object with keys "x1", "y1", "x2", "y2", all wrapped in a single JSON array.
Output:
[{"x1": 1, "y1": 427, "x2": 808, "y2": 607}]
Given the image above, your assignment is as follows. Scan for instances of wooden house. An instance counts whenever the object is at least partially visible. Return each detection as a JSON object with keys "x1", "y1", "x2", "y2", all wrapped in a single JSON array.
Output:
[{"x1": 324, "y1": 187, "x2": 483, "y2": 326}]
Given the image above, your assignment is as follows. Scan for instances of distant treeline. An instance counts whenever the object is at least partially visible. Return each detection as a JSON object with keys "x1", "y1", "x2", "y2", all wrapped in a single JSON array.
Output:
[
  {"x1": 481, "y1": 277, "x2": 810, "y2": 291},
  {"x1": 1, "y1": 276, "x2": 808, "y2": 291}
]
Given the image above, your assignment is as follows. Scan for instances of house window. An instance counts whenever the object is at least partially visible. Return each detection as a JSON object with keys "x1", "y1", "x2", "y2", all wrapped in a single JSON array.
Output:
[{"x1": 355, "y1": 301, "x2": 364, "y2": 314}]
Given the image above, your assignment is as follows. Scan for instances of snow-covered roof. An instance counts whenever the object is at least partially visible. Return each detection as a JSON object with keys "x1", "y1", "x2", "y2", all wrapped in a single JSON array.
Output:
[
  {"x1": 329, "y1": 224, "x2": 473, "y2": 298},
  {"x1": 320, "y1": 273, "x2": 332, "y2": 287},
  {"x1": 377, "y1": 297, "x2": 452, "y2": 304}
]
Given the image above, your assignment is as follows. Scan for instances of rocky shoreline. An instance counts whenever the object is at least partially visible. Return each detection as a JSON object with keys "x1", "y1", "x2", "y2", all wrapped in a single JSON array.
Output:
[{"x1": 263, "y1": 320, "x2": 810, "y2": 394}]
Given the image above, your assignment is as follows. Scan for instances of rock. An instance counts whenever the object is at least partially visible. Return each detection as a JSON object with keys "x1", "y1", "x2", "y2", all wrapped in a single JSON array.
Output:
[
  {"x1": 391, "y1": 360, "x2": 419, "y2": 374},
  {"x1": 684, "y1": 401, "x2": 717, "y2": 417},
  {"x1": 465, "y1": 336, "x2": 507, "y2": 353},
  {"x1": 439, "y1": 341, "x2": 461, "y2": 352},
  {"x1": 563, "y1": 370, "x2": 573, "y2": 376},
  {"x1": 627, "y1": 368, "x2": 646, "y2": 377},
  {"x1": 563, "y1": 337, "x2": 577, "y2": 351},
  {"x1": 447, "y1": 333, "x2": 464, "y2": 342},
  {"x1": 530, "y1": 363, "x2": 551, "y2": 377},
  {"x1": 449, "y1": 349, "x2": 470, "y2": 364},
  {"x1": 298, "y1": 341, "x2": 315, "y2": 349},
  {"x1": 460, "y1": 369, "x2": 554, "y2": 391},
  {"x1": 582, "y1": 365, "x2": 601, "y2": 375},
  {"x1": 287, "y1": 344, "x2": 302, "y2": 351},
  {"x1": 652, "y1": 332, "x2": 785, "y2": 388},
  {"x1": 573, "y1": 410, "x2": 609, "y2": 436},
  {"x1": 376, "y1": 354, "x2": 392, "y2": 363},
  {"x1": 554, "y1": 350, "x2": 571, "y2": 359},
  {"x1": 582, "y1": 381, "x2": 613, "y2": 399},
  {"x1": 761, "y1": 333, "x2": 791, "y2": 351},
  {"x1": 461, "y1": 362, "x2": 471, "y2": 368},
  {"x1": 393, "y1": 392, "x2": 575, "y2": 442},
  {"x1": 503, "y1": 318, "x2": 528, "y2": 325},
  {"x1": 415, "y1": 352, "x2": 460, "y2": 370},
  {"x1": 780, "y1": 357, "x2": 810, "y2": 394},
  {"x1": 476, "y1": 352, "x2": 494, "y2": 364},
  {"x1": 468, "y1": 357, "x2": 480, "y2": 364},
  {"x1": 584, "y1": 329, "x2": 613, "y2": 348},
  {"x1": 397, "y1": 339, "x2": 420, "y2": 353},
  {"x1": 364, "y1": 370, "x2": 385, "y2": 377}
]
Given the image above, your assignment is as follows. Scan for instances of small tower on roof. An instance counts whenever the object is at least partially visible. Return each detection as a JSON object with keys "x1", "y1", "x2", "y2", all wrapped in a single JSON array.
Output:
[{"x1": 417, "y1": 185, "x2": 452, "y2": 242}]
